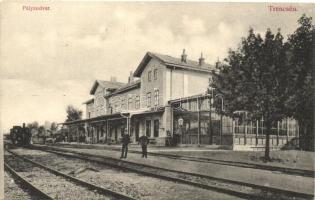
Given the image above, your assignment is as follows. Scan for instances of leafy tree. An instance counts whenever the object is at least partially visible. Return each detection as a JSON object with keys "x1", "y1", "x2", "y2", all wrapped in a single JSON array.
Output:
[
  {"x1": 47, "y1": 122, "x2": 58, "y2": 137},
  {"x1": 27, "y1": 121, "x2": 39, "y2": 131},
  {"x1": 27, "y1": 121, "x2": 39, "y2": 138},
  {"x1": 285, "y1": 15, "x2": 314, "y2": 151},
  {"x1": 212, "y1": 28, "x2": 288, "y2": 160},
  {"x1": 37, "y1": 125, "x2": 46, "y2": 139},
  {"x1": 65, "y1": 105, "x2": 83, "y2": 122},
  {"x1": 50, "y1": 122, "x2": 58, "y2": 132}
]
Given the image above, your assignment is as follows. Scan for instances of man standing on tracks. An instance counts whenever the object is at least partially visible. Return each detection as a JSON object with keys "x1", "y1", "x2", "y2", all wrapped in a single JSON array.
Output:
[
  {"x1": 138, "y1": 135, "x2": 149, "y2": 158},
  {"x1": 120, "y1": 131, "x2": 130, "y2": 159}
]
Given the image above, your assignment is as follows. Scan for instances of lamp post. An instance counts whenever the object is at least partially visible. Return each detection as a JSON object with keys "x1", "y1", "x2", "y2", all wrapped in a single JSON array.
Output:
[
  {"x1": 208, "y1": 90, "x2": 213, "y2": 145},
  {"x1": 178, "y1": 116, "x2": 184, "y2": 144},
  {"x1": 209, "y1": 88, "x2": 214, "y2": 144},
  {"x1": 214, "y1": 94, "x2": 224, "y2": 145},
  {"x1": 208, "y1": 88, "x2": 224, "y2": 145}
]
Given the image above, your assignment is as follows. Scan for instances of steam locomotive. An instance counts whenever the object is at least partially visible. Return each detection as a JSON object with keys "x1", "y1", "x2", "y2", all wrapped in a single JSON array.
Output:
[{"x1": 10, "y1": 123, "x2": 32, "y2": 146}]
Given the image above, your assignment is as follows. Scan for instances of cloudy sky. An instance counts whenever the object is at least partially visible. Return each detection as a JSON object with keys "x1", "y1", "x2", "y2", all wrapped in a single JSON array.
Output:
[{"x1": 0, "y1": 2, "x2": 314, "y2": 133}]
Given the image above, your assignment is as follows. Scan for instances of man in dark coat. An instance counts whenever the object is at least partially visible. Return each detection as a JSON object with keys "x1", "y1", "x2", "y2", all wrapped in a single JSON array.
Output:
[
  {"x1": 120, "y1": 132, "x2": 130, "y2": 158},
  {"x1": 138, "y1": 135, "x2": 149, "y2": 158}
]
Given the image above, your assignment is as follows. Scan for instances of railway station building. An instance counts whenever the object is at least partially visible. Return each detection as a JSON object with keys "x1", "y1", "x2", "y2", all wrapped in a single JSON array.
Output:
[{"x1": 62, "y1": 50, "x2": 299, "y2": 150}]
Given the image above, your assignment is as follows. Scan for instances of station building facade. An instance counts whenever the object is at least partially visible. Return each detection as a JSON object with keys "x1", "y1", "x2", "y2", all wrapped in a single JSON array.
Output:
[
  {"x1": 64, "y1": 50, "x2": 212, "y2": 145},
  {"x1": 62, "y1": 50, "x2": 299, "y2": 150}
]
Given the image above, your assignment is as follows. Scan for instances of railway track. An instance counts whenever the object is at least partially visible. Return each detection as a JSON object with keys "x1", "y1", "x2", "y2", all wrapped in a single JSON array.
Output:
[
  {"x1": 143, "y1": 152, "x2": 314, "y2": 178},
  {"x1": 29, "y1": 144, "x2": 314, "y2": 200},
  {"x1": 4, "y1": 149, "x2": 136, "y2": 200},
  {"x1": 54, "y1": 143, "x2": 314, "y2": 178},
  {"x1": 4, "y1": 162, "x2": 54, "y2": 200}
]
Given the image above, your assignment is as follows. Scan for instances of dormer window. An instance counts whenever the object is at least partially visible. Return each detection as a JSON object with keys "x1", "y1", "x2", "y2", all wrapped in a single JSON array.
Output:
[{"x1": 148, "y1": 71, "x2": 152, "y2": 82}]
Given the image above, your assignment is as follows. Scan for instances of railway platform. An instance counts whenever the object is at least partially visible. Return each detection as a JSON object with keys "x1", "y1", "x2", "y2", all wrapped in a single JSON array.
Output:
[
  {"x1": 37, "y1": 143, "x2": 315, "y2": 196},
  {"x1": 51, "y1": 142, "x2": 314, "y2": 171},
  {"x1": 54, "y1": 142, "x2": 225, "y2": 152}
]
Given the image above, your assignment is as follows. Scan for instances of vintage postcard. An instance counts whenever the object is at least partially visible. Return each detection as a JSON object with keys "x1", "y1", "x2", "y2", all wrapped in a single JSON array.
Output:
[{"x1": 1, "y1": 1, "x2": 314, "y2": 200}]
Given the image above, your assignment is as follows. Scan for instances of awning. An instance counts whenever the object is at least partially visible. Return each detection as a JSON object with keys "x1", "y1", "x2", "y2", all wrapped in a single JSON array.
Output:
[
  {"x1": 130, "y1": 107, "x2": 165, "y2": 117},
  {"x1": 168, "y1": 93, "x2": 210, "y2": 104},
  {"x1": 59, "y1": 113, "x2": 127, "y2": 126},
  {"x1": 59, "y1": 107, "x2": 165, "y2": 126}
]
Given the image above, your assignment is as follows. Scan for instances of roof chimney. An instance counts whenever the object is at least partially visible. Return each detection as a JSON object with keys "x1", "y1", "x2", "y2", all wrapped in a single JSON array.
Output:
[
  {"x1": 181, "y1": 49, "x2": 187, "y2": 63},
  {"x1": 215, "y1": 57, "x2": 221, "y2": 68},
  {"x1": 199, "y1": 53, "x2": 205, "y2": 66},
  {"x1": 110, "y1": 76, "x2": 117, "y2": 82},
  {"x1": 128, "y1": 71, "x2": 134, "y2": 83}
]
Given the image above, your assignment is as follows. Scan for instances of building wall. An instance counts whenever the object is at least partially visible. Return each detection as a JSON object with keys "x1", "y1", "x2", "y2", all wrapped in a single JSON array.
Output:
[
  {"x1": 86, "y1": 102, "x2": 95, "y2": 119},
  {"x1": 81, "y1": 56, "x2": 212, "y2": 145},
  {"x1": 165, "y1": 68, "x2": 211, "y2": 102},
  {"x1": 108, "y1": 120, "x2": 125, "y2": 143},
  {"x1": 187, "y1": 71, "x2": 210, "y2": 96},
  {"x1": 140, "y1": 58, "x2": 165, "y2": 108},
  {"x1": 108, "y1": 87, "x2": 140, "y2": 114},
  {"x1": 94, "y1": 86, "x2": 107, "y2": 116},
  {"x1": 137, "y1": 113, "x2": 165, "y2": 144}
]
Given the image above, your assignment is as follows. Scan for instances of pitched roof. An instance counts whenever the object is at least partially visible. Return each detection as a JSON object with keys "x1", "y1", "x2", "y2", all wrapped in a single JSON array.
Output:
[
  {"x1": 82, "y1": 98, "x2": 94, "y2": 105},
  {"x1": 105, "y1": 79, "x2": 141, "y2": 97},
  {"x1": 134, "y1": 52, "x2": 214, "y2": 77},
  {"x1": 90, "y1": 80, "x2": 125, "y2": 95}
]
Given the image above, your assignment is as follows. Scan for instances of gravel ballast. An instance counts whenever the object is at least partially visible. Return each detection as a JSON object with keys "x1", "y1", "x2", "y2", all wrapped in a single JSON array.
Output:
[
  {"x1": 5, "y1": 152, "x2": 112, "y2": 200},
  {"x1": 4, "y1": 171, "x2": 35, "y2": 200},
  {"x1": 10, "y1": 148, "x2": 240, "y2": 200}
]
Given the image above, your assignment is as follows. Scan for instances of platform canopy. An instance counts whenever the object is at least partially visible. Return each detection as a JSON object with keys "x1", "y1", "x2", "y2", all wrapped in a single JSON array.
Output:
[{"x1": 59, "y1": 113, "x2": 127, "y2": 126}]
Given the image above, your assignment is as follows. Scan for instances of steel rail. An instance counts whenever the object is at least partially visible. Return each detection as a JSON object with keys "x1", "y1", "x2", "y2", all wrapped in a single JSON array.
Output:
[
  {"x1": 143, "y1": 151, "x2": 315, "y2": 178},
  {"x1": 4, "y1": 162, "x2": 54, "y2": 200},
  {"x1": 31, "y1": 145, "x2": 314, "y2": 200},
  {"x1": 53, "y1": 143, "x2": 314, "y2": 178},
  {"x1": 5, "y1": 149, "x2": 136, "y2": 200}
]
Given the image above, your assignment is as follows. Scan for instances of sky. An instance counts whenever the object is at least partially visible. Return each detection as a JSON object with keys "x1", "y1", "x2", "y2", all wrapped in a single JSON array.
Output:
[{"x1": 0, "y1": 2, "x2": 314, "y2": 133}]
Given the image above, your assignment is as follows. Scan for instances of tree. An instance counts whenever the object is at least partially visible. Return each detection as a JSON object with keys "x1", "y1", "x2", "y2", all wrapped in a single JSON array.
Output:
[
  {"x1": 50, "y1": 122, "x2": 58, "y2": 131},
  {"x1": 27, "y1": 121, "x2": 39, "y2": 139},
  {"x1": 211, "y1": 28, "x2": 288, "y2": 160},
  {"x1": 285, "y1": 15, "x2": 315, "y2": 151},
  {"x1": 65, "y1": 105, "x2": 83, "y2": 122},
  {"x1": 37, "y1": 125, "x2": 46, "y2": 139},
  {"x1": 27, "y1": 121, "x2": 39, "y2": 131},
  {"x1": 49, "y1": 122, "x2": 58, "y2": 137}
]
